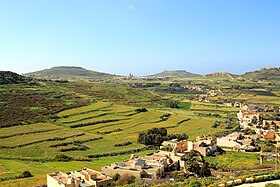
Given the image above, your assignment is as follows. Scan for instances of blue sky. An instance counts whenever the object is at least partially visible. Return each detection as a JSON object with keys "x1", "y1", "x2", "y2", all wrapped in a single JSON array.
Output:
[{"x1": 0, "y1": 0, "x2": 279, "y2": 75}]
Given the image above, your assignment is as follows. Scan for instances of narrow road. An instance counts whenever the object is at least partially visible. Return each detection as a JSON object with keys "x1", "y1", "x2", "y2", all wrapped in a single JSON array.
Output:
[{"x1": 237, "y1": 180, "x2": 280, "y2": 187}]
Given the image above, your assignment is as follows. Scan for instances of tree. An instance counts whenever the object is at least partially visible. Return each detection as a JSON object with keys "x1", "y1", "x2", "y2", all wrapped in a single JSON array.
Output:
[
  {"x1": 176, "y1": 160, "x2": 180, "y2": 171},
  {"x1": 19, "y1": 171, "x2": 33, "y2": 178},
  {"x1": 182, "y1": 150, "x2": 211, "y2": 177},
  {"x1": 138, "y1": 127, "x2": 187, "y2": 146},
  {"x1": 168, "y1": 101, "x2": 180, "y2": 108},
  {"x1": 112, "y1": 173, "x2": 121, "y2": 181}
]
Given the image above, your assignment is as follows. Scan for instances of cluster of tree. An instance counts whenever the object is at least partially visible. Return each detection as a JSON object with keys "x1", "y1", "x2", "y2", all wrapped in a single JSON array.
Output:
[
  {"x1": 212, "y1": 130, "x2": 234, "y2": 138},
  {"x1": 0, "y1": 171, "x2": 33, "y2": 182},
  {"x1": 135, "y1": 108, "x2": 148, "y2": 113},
  {"x1": 196, "y1": 113, "x2": 222, "y2": 118},
  {"x1": 112, "y1": 173, "x2": 136, "y2": 186},
  {"x1": 231, "y1": 85, "x2": 262, "y2": 90},
  {"x1": 181, "y1": 150, "x2": 211, "y2": 177},
  {"x1": 168, "y1": 100, "x2": 180, "y2": 108},
  {"x1": 97, "y1": 128, "x2": 123, "y2": 135},
  {"x1": 211, "y1": 121, "x2": 221, "y2": 128},
  {"x1": 60, "y1": 145, "x2": 89, "y2": 152},
  {"x1": 225, "y1": 121, "x2": 234, "y2": 129},
  {"x1": 261, "y1": 140, "x2": 276, "y2": 152},
  {"x1": 87, "y1": 147, "x2": 148, "y2": 158},
  {"x1": 114, "y1": 141, "x2": 132, "y2": 147},
  {"x1": 137, "y1": 127, "x2": 188, "y2": 146},
  {"x1": 54, "y1": 79, "x2": 69, "y2": 83},
  {"x1": 169, "y1": 83, "x2": 182, "y2": 87},
  {"x1": 53, "y1": 154, "x2": 90, "y2": 162},
  {"x1": 130, "y1": 82, "x2": 161, "y2": 88}
]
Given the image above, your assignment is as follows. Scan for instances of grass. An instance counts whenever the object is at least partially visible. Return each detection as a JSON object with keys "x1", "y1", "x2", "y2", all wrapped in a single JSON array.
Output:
[
  {"x1": 2, "y1": 75, "x2": 280, "y2": 186},
  {"x1": 206, "y1": 151, "x2": 260, "y2": 170},
  {"x1": 0, "y1": 150, "x2": 154, "y2": 187}
]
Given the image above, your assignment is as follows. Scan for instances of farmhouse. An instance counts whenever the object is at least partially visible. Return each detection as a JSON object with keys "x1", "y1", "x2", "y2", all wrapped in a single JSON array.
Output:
[
  {"x1": 161, "y1": 137, "x2": 217, "y2": 156},
  {"x1": 101, "y1": 154, "x2": 165, "y2": 179},
  {"x1": 237, "y1": 110, "x2": 260, "y2": 128},
  {"x1": 47, "y1": 167, "x2": 113, "y2": 187},
  {"x1": 217, "y1": 132, "x2": 256, "y2": 151}
]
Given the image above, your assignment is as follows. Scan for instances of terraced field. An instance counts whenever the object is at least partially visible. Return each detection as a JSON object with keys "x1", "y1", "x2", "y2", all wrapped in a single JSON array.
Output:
[{"x1": 0, "y1": 100, "x2": 230, "y2": 186}]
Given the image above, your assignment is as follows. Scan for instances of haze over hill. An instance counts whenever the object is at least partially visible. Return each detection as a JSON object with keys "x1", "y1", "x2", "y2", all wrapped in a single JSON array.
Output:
[
  {"x1": 22, "y1": 66, "x2": 280, "y2": 81},
  {"x1": 24, "y1": 66, "x2": 116, "y2": 80}
]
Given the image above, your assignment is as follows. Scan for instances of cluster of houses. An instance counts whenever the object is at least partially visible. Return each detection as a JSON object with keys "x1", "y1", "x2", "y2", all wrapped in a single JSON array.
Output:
[
  {"x1": 113, "y1": 73, "x2": 175, "y2": 81},
  {"x1": 161, "y1": 136, "x2": 217, "y2": 157},
  {"x1": 237, "y1": 103, "x2": 280, "y2": 141},
  {"x1": 47, "y1": 135, "x2": 220, "y2": 186},
  {"x1": 216, "y1": 132, "x2": 256, "y2": 152},
  {"x1": 224, "y1": 102, "x2": 279, "y2": 113},
  {"x1": 101, "y1": 136, "x2": 218, "y2": 180},
  {"x1": 214, "y1": 101, "x2": 280, "y2": 153},
  {"x1": 47, "y1": 167, "x2": 113, "y2": 187}
]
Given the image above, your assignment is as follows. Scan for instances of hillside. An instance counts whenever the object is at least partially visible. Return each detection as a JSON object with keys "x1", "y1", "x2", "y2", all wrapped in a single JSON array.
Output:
[
  {"x1": 1, "y1": 67, "x2": 280, "y2": 186},
  {"x1": 204, "y1": 72, "x2": 237, "y2": 80},
  {"x1": 24, "y1": 66, "x2": 116, "y2": 81},
  {"x1": 150, "y1": 70, "x2": 200, "y2": 78},
  {"x1": 242, "y1": 67, "x2": 280, "y2": 81},
  {"x1": 0, "y1": 71, "x2": 29, "y2": 84}
]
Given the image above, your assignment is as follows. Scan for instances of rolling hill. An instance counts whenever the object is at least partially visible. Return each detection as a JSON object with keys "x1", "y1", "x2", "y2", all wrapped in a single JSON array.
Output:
[
  {"x1": 242, "y1": 67, "x2": 280, "y2": 81},
  {"x1": 0, "y1": 71, "x2": 30, "y2": 84},
  {"x1": 150, "y1": 70, "x2": 200, "y2": 78},
  {"x1": 205, "y1": 72, "x2": 237, "y2": 79},
  {"x1": 24, "y1": 66, "x2": 116, "y2": 81}
]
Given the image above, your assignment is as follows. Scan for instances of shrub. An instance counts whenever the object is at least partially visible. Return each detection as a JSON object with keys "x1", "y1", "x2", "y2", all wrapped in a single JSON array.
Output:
[
  {"x1": 135, "y1": 108, "x2": 148, "y2": 113},
  {"x1": 19, "y1": 171, "x2": 33, "y2": 178},
  {"x1": 54, "y1": 154, "x2": 73, "y2": 161},
  {"x1": 265, "y1": 183, "x2": 280, "y2": 187},
  {"x1": 114, "y1": 141, "x2": 132, "y2": 147}
]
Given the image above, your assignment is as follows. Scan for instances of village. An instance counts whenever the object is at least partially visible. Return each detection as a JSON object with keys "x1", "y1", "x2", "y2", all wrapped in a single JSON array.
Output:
[{"x1": 47, "y1": 101, "x2": 280, "y2": 187}]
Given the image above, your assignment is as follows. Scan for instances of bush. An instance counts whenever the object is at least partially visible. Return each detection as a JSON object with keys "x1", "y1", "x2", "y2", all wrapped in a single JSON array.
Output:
[
  {"x1": 19, "y1": 171, "x2": 33, "y2": 178},
  {"x1": 135, "y1": 108, "x2": 148, "y2": 113},
  {"x1": 137, "y1": 127, "x2": 188, "y2": 146},
  {"x1": 54, "y1": 154, "x2": 73, "y2": 161},
  {"x1": 265, "y1": 183, "x2": 280, "y2": 187},
  {"x1": 114, "y1": 141, "x2": 132, "y2": 147}
]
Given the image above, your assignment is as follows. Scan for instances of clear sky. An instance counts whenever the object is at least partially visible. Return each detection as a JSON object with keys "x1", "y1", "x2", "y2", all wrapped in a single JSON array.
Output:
[{"x1": 0, "y1": 0, "x2": 279, "y2": 75}]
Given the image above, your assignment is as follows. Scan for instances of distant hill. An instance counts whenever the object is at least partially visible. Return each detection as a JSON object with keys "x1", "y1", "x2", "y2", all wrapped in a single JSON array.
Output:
[
  {"x1": 150, "y1": 70, "x2": 200, "y2": 78},
  {"x1": 205, "y1": 72, "x2": 236, "y2": 79},
  {"x1": 242, "y1": 67, "x2": 280, "y2": 81},
  {"x1": 0, "y1": 71, "x2": 29, "y2": 84},
  {"x1": 24, "y1": 66, "x2": 115, "y2": 80}
]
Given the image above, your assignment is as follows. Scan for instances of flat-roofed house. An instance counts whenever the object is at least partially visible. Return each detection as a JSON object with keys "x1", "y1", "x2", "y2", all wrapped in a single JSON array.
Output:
[
  {"x1": 47, "y1": 168, "x2": 113, "y2": 187},
  {"x1": 101, "y1": 155, "x2": 165, "y2": 180}
]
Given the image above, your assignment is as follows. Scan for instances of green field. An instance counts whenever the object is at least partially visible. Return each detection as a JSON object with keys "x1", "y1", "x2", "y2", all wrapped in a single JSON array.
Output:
[
  {"x1": 0, "y1": 100, "x2": 230, "y2": 186},
  {"x1": 1, "y1": 70, "x2": 280, "y2": 186}
]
